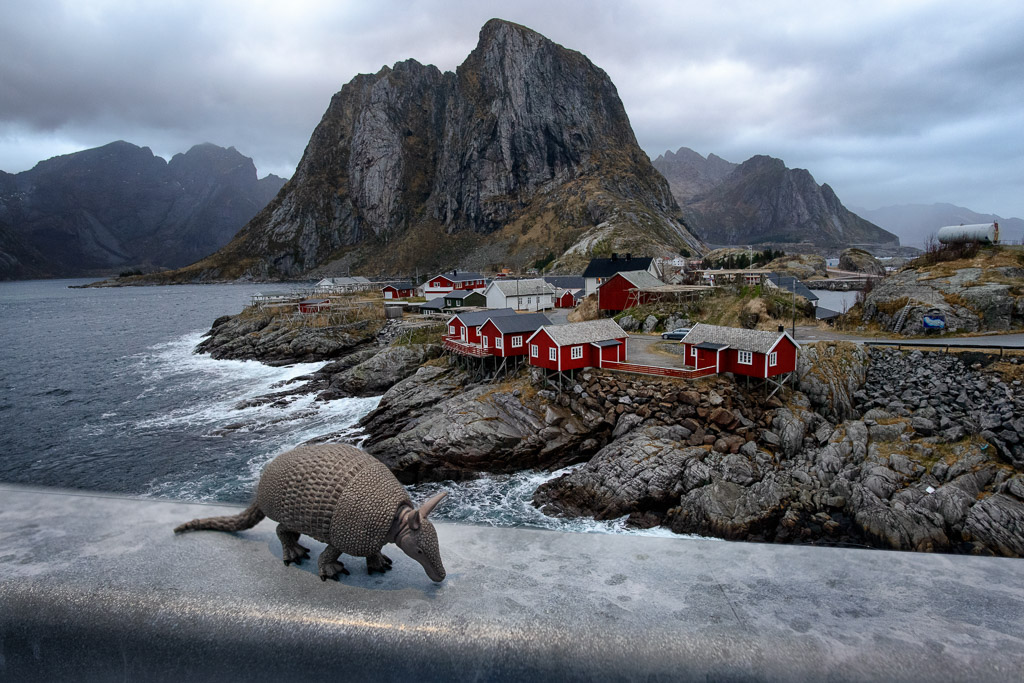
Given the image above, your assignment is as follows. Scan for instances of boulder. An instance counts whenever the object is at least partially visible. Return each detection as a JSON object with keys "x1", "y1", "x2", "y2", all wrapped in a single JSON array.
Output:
[{"x1": 838, "y1": 248, "x2": 886, "y2": 276}]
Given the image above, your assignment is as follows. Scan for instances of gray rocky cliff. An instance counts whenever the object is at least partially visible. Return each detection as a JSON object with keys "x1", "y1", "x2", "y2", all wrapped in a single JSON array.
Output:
[
  {"x1": 0, "y1": 141, "x2": 285, "y2": 280},
  {"x1": 169, "y1": 19, "x2": 702, "y2": 282},
  {"x1": 654, "y1": 151, "x2": 899, "y2": 248}
]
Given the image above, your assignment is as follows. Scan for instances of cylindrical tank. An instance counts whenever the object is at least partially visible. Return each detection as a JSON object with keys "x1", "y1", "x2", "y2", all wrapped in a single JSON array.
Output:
[{"x1": 936, "y1": 222, "x2": 999, "y2": 244}]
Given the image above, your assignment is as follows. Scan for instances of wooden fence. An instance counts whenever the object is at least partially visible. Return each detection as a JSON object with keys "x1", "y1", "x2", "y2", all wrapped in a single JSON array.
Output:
[{"x1": 600, "y1": 360, "x2": 717, "y2": 380}]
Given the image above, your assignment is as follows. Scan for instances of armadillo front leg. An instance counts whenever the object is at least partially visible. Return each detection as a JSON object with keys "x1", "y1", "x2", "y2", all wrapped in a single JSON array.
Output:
[
  {"x1": 276, "y1": 525, "x2": 310, "y2": 566},
  {"x1": 366, "y1": 551, "x2": 393, "y2": 574},
  {"x1": 317, "y1": 545, "x2": 350, "y2": 581}
]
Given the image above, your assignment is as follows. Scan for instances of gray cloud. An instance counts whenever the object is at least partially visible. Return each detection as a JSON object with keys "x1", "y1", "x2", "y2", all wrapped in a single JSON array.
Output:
[{"x1": 2, "y1": 0, "x2": 1022, "y2": 218}]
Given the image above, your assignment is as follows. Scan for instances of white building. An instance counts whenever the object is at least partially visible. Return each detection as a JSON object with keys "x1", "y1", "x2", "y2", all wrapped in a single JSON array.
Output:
[{"x1": 483, "y1": 278, "x2": 555, "y2": 311}]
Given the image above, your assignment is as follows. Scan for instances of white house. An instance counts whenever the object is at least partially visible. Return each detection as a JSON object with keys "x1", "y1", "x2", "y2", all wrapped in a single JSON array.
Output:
[{"x1": 483, "y1": 278, "x2": 555, "y2": 311}]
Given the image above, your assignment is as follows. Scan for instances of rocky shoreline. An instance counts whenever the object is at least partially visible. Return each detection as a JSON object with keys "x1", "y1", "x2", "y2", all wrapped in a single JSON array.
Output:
[{"x1": 194, "y1": 313, "x2": 1024, "y2": 557}]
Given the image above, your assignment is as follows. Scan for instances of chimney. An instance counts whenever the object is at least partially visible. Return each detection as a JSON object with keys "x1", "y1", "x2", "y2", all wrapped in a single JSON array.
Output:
[
  {"x1": 611, "y1": 253, "x2": 618, "y2": 261},
  {"x1": 452, "y1": 269, "x2": 457, "y2": 277},
  {"x1": 778, "y1": 325, "x2": 785, "y2": 333}
]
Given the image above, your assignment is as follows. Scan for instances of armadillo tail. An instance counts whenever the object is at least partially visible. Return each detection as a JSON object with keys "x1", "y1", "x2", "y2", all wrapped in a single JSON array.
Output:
[{"x1": 174, "y1": 501, "x2": 265, "y2": 534}]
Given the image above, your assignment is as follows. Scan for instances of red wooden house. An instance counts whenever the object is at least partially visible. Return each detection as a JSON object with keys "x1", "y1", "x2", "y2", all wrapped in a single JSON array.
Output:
[
  {"x1": 445, "y1": 308, "x2": 515, "y2": 345},
  {"x1": 424, "y1": 271, "x2": 487, "y2": 297},
  {"x1": 526, "y1": 319, "x2": 628, "y2": 372},
  {"x1": 597, "y1": 270, "x2": 665, "y2": 313},
  {"x1": 554, "y1": 288, "x2": 583, "y2": 308},
  {"x1": 479, "y1": 313, "x2": 551, "y2": 357},
  {"x1": 381, "y1": 282, "x2": 415, "y2": 299},
  {"x1": 679, "y1": 324, "x2": 798, "y2": 378},
  {"x1": 298, "y1": 298, "x2": 331, "y2": 314}
]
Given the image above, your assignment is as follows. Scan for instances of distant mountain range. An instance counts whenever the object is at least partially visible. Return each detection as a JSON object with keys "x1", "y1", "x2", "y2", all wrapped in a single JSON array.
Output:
[
  {"x1": 851, "y1": 203, "x2": 1024, "y2": 248},
  {"x1": 652, "y1": 147, "x2": 899, "y2": 249},
  {"x1": 0, "y1": 141, "x2": 285, "y2": 280},
  {"x1": 153, "y1": 19, "x2": 703, "y2": 283}
]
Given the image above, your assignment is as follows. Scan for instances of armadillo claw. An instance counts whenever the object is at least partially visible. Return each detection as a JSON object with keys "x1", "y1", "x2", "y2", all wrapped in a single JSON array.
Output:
[{"x1": 319, "y1": 561, "x2": 349, "y2": 581}]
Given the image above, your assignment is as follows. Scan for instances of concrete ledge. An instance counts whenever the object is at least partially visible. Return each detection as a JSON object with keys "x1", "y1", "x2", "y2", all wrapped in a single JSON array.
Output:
[{"x1": 0, "y1": 484, "x2": 1022, "y2": 681}]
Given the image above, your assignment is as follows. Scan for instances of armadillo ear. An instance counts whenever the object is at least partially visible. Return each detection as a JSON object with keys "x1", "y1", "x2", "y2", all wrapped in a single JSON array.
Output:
[
  {"x1": 419, "y1": 491, "x2": 448, "y2": 519},
  {"x1": 409, "y1": 510, "x2": 421, "y2": 530}
]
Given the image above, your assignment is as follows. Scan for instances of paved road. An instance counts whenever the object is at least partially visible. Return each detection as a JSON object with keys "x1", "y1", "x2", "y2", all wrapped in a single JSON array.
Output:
[
  {"x1": 627, "y1": 334, "x2": 688, "y2": 367},
  {"x1": 793, "y1": 325, "x2": 1024, "y2": 348}
]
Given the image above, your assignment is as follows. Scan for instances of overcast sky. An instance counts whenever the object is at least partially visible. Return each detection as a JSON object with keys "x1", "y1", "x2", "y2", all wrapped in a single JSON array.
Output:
[{"x1": 2, "y1": 0, "x2": 1023, "y2": 218}]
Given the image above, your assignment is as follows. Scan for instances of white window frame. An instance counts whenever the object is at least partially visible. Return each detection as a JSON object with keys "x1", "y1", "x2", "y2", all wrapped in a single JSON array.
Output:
[
  {"x1": 549, "y1": 347, "x2": 557, "y2": 361},
  {"x1": 518, "y1": 297, "x2": 524, "y2": 308},
  {"x1": 738, "y1": 350, "x2": 753, "y2": 365},
  {"x1": 511, "y1": 336, "x2": 522, "y2": 348},
  {"x1": 448, "y1": 325, "x2": 455, "y2": 335},
  {"x1": 690, "y1": 346, "x2": 697, "y2": 359},
  {"x1": 769, "y1": 351, "x2": 777, "y2": 367},
  {"x1": 495, "y1": 337, "x2": 503, "y2": 349},
  {"x1": 527, "y1": 297, "x2": 532, "y2": 305},
  {"x1": 570, "y1": 345, "x2": 583, "y2": 360},
  {"x1": 531, "y1": 344, "x2": 539, "y2": 357}
]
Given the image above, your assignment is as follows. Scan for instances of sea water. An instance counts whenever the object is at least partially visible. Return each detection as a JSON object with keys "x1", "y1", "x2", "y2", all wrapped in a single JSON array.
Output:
[{"x1": 0, "y1": 279, "x2": 676, "y2": 537}]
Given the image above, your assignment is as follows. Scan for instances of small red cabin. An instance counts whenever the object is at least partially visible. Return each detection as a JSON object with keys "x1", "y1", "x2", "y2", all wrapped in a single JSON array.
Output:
[
  {"x1": 598, "y1": 270, "x2": 664, "y2": 313},
  {"x1": 554, "y1": 288, "x2": 582, "y2": 308},
  {"x1": 527, "y1": 319, "x2": 628, "y2": 372},
  {"x1": 382, "y1": 282, "x2": 415, "y2": 299},
  {"x1": 479, "y1": 313, "x2": 551, "y2": 357},
  {"x1": 679, "y1": 324, "x2": 798, "y2": 378},
  {"x1": 298, "y1": 298, "x2": 331, "y2": 314},
  {"x1": 445, "y1": 308, "x2": 515, "y2": 345}
]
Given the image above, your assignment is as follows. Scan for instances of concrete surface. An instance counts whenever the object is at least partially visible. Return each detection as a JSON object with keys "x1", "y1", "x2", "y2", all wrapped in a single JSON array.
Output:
[{"x1": 1, "y1": 484, "x2": 1022, "y2": 681}]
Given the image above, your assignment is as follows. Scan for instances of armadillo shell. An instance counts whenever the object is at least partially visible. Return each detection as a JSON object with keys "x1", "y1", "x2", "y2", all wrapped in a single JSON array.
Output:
[{"x1": 257, "y1": 443, "x2": 411, "y2": 557}]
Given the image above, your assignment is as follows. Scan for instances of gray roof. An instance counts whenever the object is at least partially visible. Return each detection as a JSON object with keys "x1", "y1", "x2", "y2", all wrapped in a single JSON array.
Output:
[
  {"x1": 592, "y1": 339, "x2": 623, "y2": 348},
  {"x1": 581, "y1": 256, "x2": 653, "y2": 279},
  {"x1": 487, "y1": 313, "x2": 552, "y2": 334},
  {"x1": 603, "y1": 269, "x2": 664, "y2": 290},
  {"x1": 815, "y1": 307, "x2": 841, "y2": 320},
  {"x1": 680, "y1": 323, "x2": 789, "y2": 355},
  {"x1": 766, "y1": 273, "x2": 819, "y2": 302},
  {"x1": 695, "y1": 342, "x2": 729, "y2": 351},
  {"x1": 489, "y1": 278, "x2": 555, "y2": 297},
  {"x1": 432, "y1": 271, "x2": 485, "y2": 283},
  {"x1": 531, "y1": 319, "x2": 627, "y2": 346},
  {"x1": 421, "y1": 297, "x2": 447, "y2": 310},
  {"x1": 543, "y1": 276, "x2": 585, "y2": 290},
  {"x1": 449, "y1": 308, "x2": 516, "y2": 327}
]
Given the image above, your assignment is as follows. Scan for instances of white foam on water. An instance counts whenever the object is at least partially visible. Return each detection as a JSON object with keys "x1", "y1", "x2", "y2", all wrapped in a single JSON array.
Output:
[{"x1": 408, "y1": 466, "x2": 704, "y2": 540}]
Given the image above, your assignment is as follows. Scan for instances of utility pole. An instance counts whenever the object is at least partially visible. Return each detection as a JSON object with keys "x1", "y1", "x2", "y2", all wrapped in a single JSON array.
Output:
[{"x1": 791, "y1": 280, "x2": 796, "y2": 339}]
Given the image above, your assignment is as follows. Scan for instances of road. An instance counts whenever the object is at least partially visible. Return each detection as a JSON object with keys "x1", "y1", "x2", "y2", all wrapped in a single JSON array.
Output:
[{"x1": 793, "y1": 325, "x2": 1024, "y2": 348}]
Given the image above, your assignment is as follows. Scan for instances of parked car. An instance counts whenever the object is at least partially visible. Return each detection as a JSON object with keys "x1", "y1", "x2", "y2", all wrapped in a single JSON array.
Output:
[{"x1": 661, "y1": 327, "x2": 691, "y2": 340}]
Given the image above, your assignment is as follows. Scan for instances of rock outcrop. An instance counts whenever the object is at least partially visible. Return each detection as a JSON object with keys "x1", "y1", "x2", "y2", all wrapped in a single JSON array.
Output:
[
  {"x1": 0, "y1": 142, "x2": 284, "y2": 280},
  {"x1": 860, "y1": 252, "x2": 1024, "y2": 333},
  {"x1": 159, "y1": 19, "x2": 702, "y2": 282},
  {"x1": 838, "y1": 248, "x2": 886, "y2": 276},
  {"x1": 653, "y1": 149, "x2": 899, "y2": 249}
]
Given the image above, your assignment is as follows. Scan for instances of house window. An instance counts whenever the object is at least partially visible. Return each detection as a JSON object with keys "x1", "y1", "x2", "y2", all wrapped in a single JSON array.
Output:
[
  {"x1": 512, "y1": 336, "x2": 522, "y2": 348},
  {"x1": 738, "y1": 350, "x2": 753, "y2": 365},
  {"x1": 690, "y1": 346, "x2": 697, "y2": 359},
  {"x1": 496, "y1": 337, "x2": 503, "y2": 349},
  {"x1": 448, "y1": 325, "x2": 455, "y2": 335},
  {"x1": 518, "y1": 298, "x2": 524, "y2": 308},
  {"x1": 549, "y1": 347, "x2": 557, "y2": 361},
  {"x1": 531, "y1": 344, "x2": 538, "y2": 357},
  {"x1": 570, "y1": 346, "x2": 583, "y2": 360},
  {"x1": 527, "y1": 297, "x2": 532, "y2": 305},
  {"x1": 769, "y1": 352, "x2": 777, "y2": 367}
]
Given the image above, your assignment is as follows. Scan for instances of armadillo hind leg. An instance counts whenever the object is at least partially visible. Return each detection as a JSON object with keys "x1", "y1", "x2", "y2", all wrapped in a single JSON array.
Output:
[
  {"x1": 317, "y1": 545, "x2": 350, "y2": 582},
  {"x1": 275, "y1": 525, "x2": 310, "y2": 566},
  {"x1": 366, "y1": 552, "x2": 393, "y2": 575}
]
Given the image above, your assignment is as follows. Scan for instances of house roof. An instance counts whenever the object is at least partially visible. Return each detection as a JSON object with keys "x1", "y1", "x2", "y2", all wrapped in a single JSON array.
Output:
[
  {"x1": 420, "y1": 297, "x2": 447, "y2": 310},
  {"x1": 681, "y1": 323, "x2": 793, "y2": 355},
  {"x1": 383, "y1": 281, "x2": 414, "y2": 290},
  {"x1": 445, "y1": 289, "x2": 484, "y2": 300},
  {"x1": 530, "y1": 319, "x2": 627, "y2": 346},
  {"x1": 430, "y1": 271, "x2": 485, "y2": 283},
  {"x1": 815, "y1": 306, "x2": 841, "y2": 320},
  {"x1": 591, "y1": 339, "x2": 622, "y2": 348},
  {"x1": 543, "y1": 276, "x2": 585, "y2": 290},
  {"x1": 449, "y1": 308, "x2": 516, "y2": 327},
  {"x1": 485, "y1": 313, "x2": 551, "y2": 334},
  {"x1": 695, "y1": 342, "x2": 729, "y2": 351},
  {"x1": 488, "y1": 278, "x2": 554, "y2": 297},
  {"x1": 581, "y1": 256, "x2": 653, "y2": 279},
  {"x1": 766, "y1": 273, "x2": 819, "y2": 302},
  {"x1": 555, "y1": 288, "x2": 583, "y2": 298},
  {"x1": 602, "y1": 269, "x2": 664, "y2": 290}
]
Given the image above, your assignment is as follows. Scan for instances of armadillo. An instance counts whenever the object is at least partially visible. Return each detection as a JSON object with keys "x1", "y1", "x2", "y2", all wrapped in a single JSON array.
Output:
[{"x1": 174, "y1": 443, "x2": 448, "y2": 582}]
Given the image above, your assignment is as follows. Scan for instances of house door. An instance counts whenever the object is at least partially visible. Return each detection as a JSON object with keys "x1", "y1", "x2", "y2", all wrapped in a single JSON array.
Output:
[{"x1": 461, "y1": 327, "x2": 467, "y2": 342}]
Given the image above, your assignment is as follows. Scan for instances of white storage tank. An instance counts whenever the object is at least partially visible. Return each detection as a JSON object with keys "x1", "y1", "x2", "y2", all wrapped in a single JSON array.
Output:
[{"x1": 936, "y1": 222, "x2": 999, "y2": 244}]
